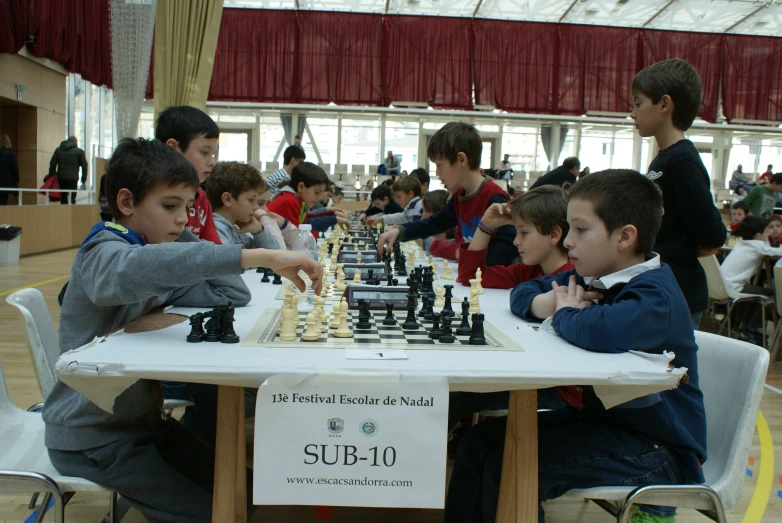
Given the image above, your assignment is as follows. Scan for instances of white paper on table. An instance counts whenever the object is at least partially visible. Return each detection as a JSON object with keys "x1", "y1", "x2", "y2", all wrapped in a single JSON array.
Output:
[
  {"x1": 253, "y1": 373, "x2": 448, "y2": 509},
  {"x1": 345, "y1": 348, "x2": 408, "y2": 360}
]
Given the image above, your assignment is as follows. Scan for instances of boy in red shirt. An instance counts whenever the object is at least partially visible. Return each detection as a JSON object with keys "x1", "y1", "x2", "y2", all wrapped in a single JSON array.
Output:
[
  {"x1": 458, "y1": 186, "x2": 573, "y2": 288},
  {"x1": 155, "y1": 106, "x2": 222, "y2": 244}
]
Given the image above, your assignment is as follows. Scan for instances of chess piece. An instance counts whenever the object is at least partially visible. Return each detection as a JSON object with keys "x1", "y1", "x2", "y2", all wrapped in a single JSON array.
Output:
[
  {"x1": 428, "y1": 313, "x2": 443, "y2": 339},
  {"x1": 314, "y1": 296, "x2": 327, "y2": 333},
  {"x1": 469, "y1": 313, "x2": 487, "y2": 345},
  {"x1": 441, "y1": 262, "x2": 453, "y2": 280},
  {"x1": 387, "y1": 274, "x2": 395, "y2": 287},
  {"x1": 260, "y1": 268, "x2": 271, "y2": 283},
  {"x1": 335, "y1": 264, "x2": 347, "y2": 291},
  {"x1": 367, "y1": 269, "x2": 375, "y2": 285},
  {"x1": 356, "y1": 252, "x2": 362, "y2": 264},
  {"x1": 329, "y1": 304, "x2": 341, "y2": 329},
  {"x1": 438, "y1": 314, "x2": 456, "y2": 343},
  {"x1": 401, "y1": 293, "x2": 419, "y2": 330},
  {"x1": 428, "y1": 254, "x2": 434, "y2": 266},
  {"x1": 356, "y1": 300, "x2": 372, "y2": 330},
  {"x1": 382, "y1": 302, "x2": 398, "y2": 326},
  {"x1": 279, "y1": 306, "x2": 297, "y2": 341},
  {"x1": 204, "y1": 309, "x2": 222, "y2": 342},
  {"x1": 334, "y1": 298, "x2": 353, "y2": 338},
  {"x1": 301, "y1": 311, "x2": 321, "y2": 341},
  {"x1": 469, "y1": 288, "x2": 481, "y2": 314},
  {"x1": 442, "y1": 285, "x2": 454, "y2": 317},
  {"x1": 423, "y1": 295, "x2": 435, "y2": 321},
  {"x1": 434, "y1": 285, "x2": 445, "y2": 308},
  {"x1": 220, "y1": 303, "x2": 240, "y2": 343},
  {"x1": 353, "y1": 268, "x2": 362, "y2": 284},
  {"x1": 418, "y1": 247, "x2": 425, "y2": 260},
  {"x1": 272, "y1": 272, "x2": 282, "y2": 285},
  {"x1": 455, "y1": 297, "x2": 472, "y2": 336},
  {"x1": 186, "y1": 314, "x2": 204, "y2": 343},
  {"x1": 475, "y1": 267, "x2": 484, "y2": 294}
]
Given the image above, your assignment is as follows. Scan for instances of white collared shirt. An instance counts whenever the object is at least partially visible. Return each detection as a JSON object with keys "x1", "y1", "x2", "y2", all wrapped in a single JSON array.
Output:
[{"x1": 583, "y1": 254, "x2": 661, "y2": 290}]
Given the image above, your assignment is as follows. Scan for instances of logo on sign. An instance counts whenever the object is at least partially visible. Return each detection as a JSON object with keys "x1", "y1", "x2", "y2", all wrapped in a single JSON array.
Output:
[
  {"x1": 359, "y1": 419, "x2": 379, "y2": 437},
  {"x1": 327, "y1": 418, "x2": 344, "y2": 434}
]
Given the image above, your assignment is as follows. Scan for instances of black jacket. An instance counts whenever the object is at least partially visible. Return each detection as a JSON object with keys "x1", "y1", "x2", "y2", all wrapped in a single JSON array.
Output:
[
  {"x1": 530, "y1": 166, "x2": 577, "y2": 189},
  {"x1": 50, "y1": 140, "x2": 88, "y2": 182},
  {"x1": 0, "y1": 149, "x2": 19, "y2": 188}
]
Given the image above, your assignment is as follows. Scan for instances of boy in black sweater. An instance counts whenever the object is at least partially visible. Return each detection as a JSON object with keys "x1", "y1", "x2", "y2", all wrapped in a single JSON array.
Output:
[{"x1": 631, "y1": 59, "x2": 727, "y2": 327}]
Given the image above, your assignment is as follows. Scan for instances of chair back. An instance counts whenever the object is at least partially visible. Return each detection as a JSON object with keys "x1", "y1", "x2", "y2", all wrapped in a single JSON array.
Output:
[
  {"x1": 699, "y1": 255, "x2": 732, "y2": 301},
  {"x1": 695, "y1": 331, "x2": 769, "y2": 507},
  {"x1": 775, "y1": 266, "x2": 782, "y2": 317},
  {"x1": 318, "y1": 163, "x2": 332, "y2": 175},
  {"x1": 264, "y1": 161, "x2": 279, "y2": 174},
  {"x1": 351, "y1": 165, "x2": 367, "y2": 176},
  {"x1": 6, "y1": 289, "x2": 60, "y2": 399}
]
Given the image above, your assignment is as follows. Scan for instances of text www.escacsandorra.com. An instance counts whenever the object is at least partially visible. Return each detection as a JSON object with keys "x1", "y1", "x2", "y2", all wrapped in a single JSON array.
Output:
[{"x1": 287, "y1": 477, "x2": 413, "y2": 487}]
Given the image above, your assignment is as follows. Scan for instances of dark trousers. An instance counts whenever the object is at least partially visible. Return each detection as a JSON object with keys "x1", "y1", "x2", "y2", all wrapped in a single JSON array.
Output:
[
  {"x1": 59, "y1": 178, "x2": 78, "y2": 204},
  {"x1": 48, "y1": 418, "x2": 254, "y2": 523},
  {"x1": 444, "y1": 409, "x2": 689, "y2": 523},
  {"x1": 448, "y1": 388, "x2": 567, "y2": 430},
  {"x1": 0, "y1": 191, "x2": 8, "y2": 205}
]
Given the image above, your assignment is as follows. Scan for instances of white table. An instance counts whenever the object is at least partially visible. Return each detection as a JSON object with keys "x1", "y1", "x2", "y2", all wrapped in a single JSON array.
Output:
[{"x1": 56, "y1": 265, "x2": 685, "y2": 523}]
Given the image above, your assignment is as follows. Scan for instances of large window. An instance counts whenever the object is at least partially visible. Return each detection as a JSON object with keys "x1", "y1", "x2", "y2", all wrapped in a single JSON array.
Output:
[
  {"x1": 259, "y1": 116, "x2": 285, "y2": 163},
  {"x1": 385, "y1": 119, "x2": 419, "y2": 173},
  {"x1": 307, "y1": 117, "x2": 339, "y2": 167},
  {"x1": 341, "y1": 118, "x2": 380, "y2": 169}
]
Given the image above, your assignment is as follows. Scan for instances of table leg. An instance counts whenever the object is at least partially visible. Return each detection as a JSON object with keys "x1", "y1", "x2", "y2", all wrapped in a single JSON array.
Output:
[
  {"x1": 496, "y1": 389, "x2": 538, "y2": 523},
  {"x1": 236, "y1": 387, "x2": 247, "y2": 523},
  {"x1": 212, "y1": 385, "x2": 245, "y2": 523}
]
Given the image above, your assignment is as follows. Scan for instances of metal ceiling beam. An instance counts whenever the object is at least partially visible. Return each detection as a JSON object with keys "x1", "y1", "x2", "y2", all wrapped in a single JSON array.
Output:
[
  {"x1": 724, "y1": 3, "x2": 770, "y2": 33},
  {"x1": 385, "y1": 0, "x2": 390, "y2": 14},
  {"x1": 558, "y1": 0, "x2": 580, "y2": 23},
  {"x1": 473, "y1": 0, "x2": 485, "y2": 17},
  {"x1": 642, "y1": 0, "x2": 676, "y2": 27}
]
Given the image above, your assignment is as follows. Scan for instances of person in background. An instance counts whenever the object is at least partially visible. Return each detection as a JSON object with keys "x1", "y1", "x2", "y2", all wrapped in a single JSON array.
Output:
[
  {"x1": 579, "y1": 166, "x2": 591, "y2": 179},
  {"x1": 530, "y1": 157, "x2": 580, "y2": 189},
  {"x1": 499, "y1": 154, "x2": 513, "y2": 180},
  {"x1": 366, "y1": 176, "x2": 422, "y2": 227},
  {"x1": 401, "y1": 170, "x2": 408, "y2": 177},
  {"x1": 256, "y1": 179, "x2": 297, "y2": 250},
  {"x1": 49, "y1": 135, "x2": 88, "y2": 205},
  {"x1": 409, "y1": 167, "x2": 430, "y2": 194},
  {"x1": 268, "y1": 145, "x2": 306, "y2": 198},
  {"x1": 730, "y1": 164, "x2": 752, "y2": 193},
  {"x1": 766, "y1": 215, "x2": 782, "y2": 248},
  {"x1": 731, "y1": 185, "x2": 747, "y2": 205},
  {"x1": 759, "y1": 164, "x2": 774, "y2": 185},
  {"x1": 384, "y1": 150, "x2": 401, "y2": 177},
  {"x1": 362, "y1": 179, "x2": 374, "y2": 201},
  {"x1": 730, "y1": 201, "x2": 750, "y2": 237},
  {"x1": 293, "y1": 134, "x2": 302, "y2": 147},
  {"x1": 744, "y1": 173, "x2": 782, "y2": 218},
  {"x1": 332, "y1": 187, "x2": 344, "y2": 205},
  {"x1": 0, "y1": 134, "x2": 19, "y2": 206},
  {"x1": 418, "y1": 189, "x2": 450, "y2": 255}
]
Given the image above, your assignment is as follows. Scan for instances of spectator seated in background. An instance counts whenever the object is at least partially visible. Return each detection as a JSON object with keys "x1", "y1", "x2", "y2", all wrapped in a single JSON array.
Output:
[
  {"x1": 530, "y1": 157, "x2": 580, "y2": 189},
  {"x1": 731, "y1": 185, "x2": 747, "y2": 205},
  {"x1": 729, "y1": 164, "x2": 753, "y2": 193}
]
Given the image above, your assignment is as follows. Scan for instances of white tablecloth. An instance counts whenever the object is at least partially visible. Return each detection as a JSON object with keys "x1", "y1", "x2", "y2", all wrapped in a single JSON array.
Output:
[{"x1": 56, "y1": 260, "x2": 686, "y2": 413}]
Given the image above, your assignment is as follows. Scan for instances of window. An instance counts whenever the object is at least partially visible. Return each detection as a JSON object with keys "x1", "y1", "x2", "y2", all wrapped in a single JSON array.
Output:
[
  {"x1": 218, "y1": 132, "x2": 250, "y2": 163},
  {"x1": 72, "y1": 75, "x2": 87, "y2": 147},
  {"x1": 385, "y1": 119, "x2": 419, "y2": 174},
  {"x1": 259, "y1": 116, "x2": 285, "y2": 162},
  {"x1": 307, "y1": 117, "x2": 339, "y2": 166},
  {"x1": 341, "y1": 118, "x2": 380, "y2": 169}
]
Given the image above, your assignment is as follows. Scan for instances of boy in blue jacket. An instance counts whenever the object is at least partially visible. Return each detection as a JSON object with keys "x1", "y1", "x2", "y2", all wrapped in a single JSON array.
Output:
[{"x1": 444, "y1": 169, "x2": 706, "y2": 523}]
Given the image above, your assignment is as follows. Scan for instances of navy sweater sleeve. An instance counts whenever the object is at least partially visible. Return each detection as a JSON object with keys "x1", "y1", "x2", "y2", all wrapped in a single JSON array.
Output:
[
  {"x1": 398, "y1": 197, "x2": 457, "y2": 241},
  {"x1": 552, "y1": 278, "x2": 671, "y2": 354},
  {"x1": 308, "y1": 215, "x2": 337, "y2": 232},
  {"x1": 487, "y1": 193, "x2": 520, "y2": 266},
  {"x1": 509, "y1": 271, "x2": 575, "y2": 320}
]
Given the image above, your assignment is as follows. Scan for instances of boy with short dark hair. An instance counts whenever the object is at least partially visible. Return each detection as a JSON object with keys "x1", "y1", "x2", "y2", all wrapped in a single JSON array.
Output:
[
  {"x1": 268, "y1": 145, "x2": 306, "y2": 197},
  {"x1": 377, "y1": 122, "x2": 517, "y2": 266},
  {"x1": 155, "y1": 106, "x2": 222, "y2": 244},
  {"x1": 445, "y1": 170, "x2": 706, "y2": 523},
  {"x1": 365, "y1": 184, "x2": 404, "y2": 219},
  {"x1": 43, "y1": 139, "x2": 322, "y2": 522},
  {"x1": 721, "y1": 215, "x2": 782, "y2": 296},
  {"x1": 730, "y1": 200, "x2": 750, "y2": 237},
  {"x1": 631, "y1": 58, "x2": 727, "y2": 327},
  {"x1": 366, "y1": 176, "x2": 422, "y2": 227},
  {"x1": 410, "y1": 167, "x2": 430, "y2": 194},
  {"x1": 744, "y1": 172, "x2": 782, "y2": 218}
]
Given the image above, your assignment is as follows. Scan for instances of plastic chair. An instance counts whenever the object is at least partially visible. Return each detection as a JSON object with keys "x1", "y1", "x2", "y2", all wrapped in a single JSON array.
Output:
[
  {"x1": 768, "y1": 265, "x2": 782, "y2": 360},
  {"x1": 318, "y1": 163, "x2": 332, "y2": 175},
  {"x1": 565, "y1": 332, "x2": 769, "y2": 522},
  {"x1": 351, "y1": 165, "x2": 367, "y2": 176},
  {"x1": 0, "y1": 356, "x2": 117, "y2": 523},
  {"x1": 699, "y1": 255, "x2": 773, "y2": 347},
  {"x1": 264, "y1": 161, "x2": 279, "y2": 175}
]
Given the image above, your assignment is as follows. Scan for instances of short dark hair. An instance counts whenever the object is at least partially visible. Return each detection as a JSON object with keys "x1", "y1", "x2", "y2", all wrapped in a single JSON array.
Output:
[
  {"x1": 392, "y1": 176, "x2": 422, "y2": 197},
  {"x1": 771, "y1": 173, "x2": 782, "y2": 185},
  {"x1": 382, "y1": 179, "x2": 394, "y2": 187},
  {"x1": 333, "y1": 187, "x2": 344, "y2": 197},
  {"x1": 283, "y1": 145, "x2": 306, "y2": 166},
  {"x1": 562, "y1": 157, "x2": 580, "y2": 170},
  {"x1": 106, "y1": 138, "x2": 198, "y2": 220},
  {"x1": 739, "y1": 215, "x2": 769, "y2": 240},
  {"x1": 422, "y1": 189, "x2": 448, "y2": 214},
  {"x1": 155, "y1": 106, "x2": 219, "y2": 151},
  {"x1": 567, "y1": 169, "x2": 663, "y2": 255},
  {"x1": 371, "y1": 184, "x2": 392, "y2": 202},
  {"x1": 768, "y1": 215, "x2": 782, "y2": 225},
  {"x1": 632, "y1": 58, "x2": 702, "y2": 131},
  {"x1": 511, "y1": 185, "x2": 569, "y2": 252},
  {"x1": 410, "y1": 167, "x2": 430, "y2": 187},
  {"x1": 426, "y1": 122, "x2": 482, "y2": 169},
  {"x1": 289, "y1": 162, "x2": 328, "y2": 190},
  {"x1": 206, "y1": 161, "x2": 264, "y2": 209},
  {"x1": 731, "y1": 201, "x2": 749, "y2": 214}
]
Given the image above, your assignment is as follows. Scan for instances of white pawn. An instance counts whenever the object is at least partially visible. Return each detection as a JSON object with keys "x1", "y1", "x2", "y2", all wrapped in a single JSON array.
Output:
[
  {"x1": 335, "y1": 264, "x2": 347, "y2": 291},
  {"x1": 428, "y1": 254, "x2": 434, "y2": 267},
  {"x1": 442, "y1": 262, "x2": 453, "y2": 280},
  {"x1": 301, "y1": 311, "x2": 320, "y2": 341},
  {"x1": 470, "y1": 288, "x2": 481, "y2": 314},
  {"x1": 356, "y1": 251, "x2": 363, "y2": 264},
  {"x1": 353, "y1": 268, "x2": 362, "y2": 284},
  {"x1": 279, "y1": 306, "x2": 297, "y2": 341},
  {"x1": 434, "y1": 285, "x2": 445, "y2": 308},
  {"x1": 334, "y1": 298, "x2": 353, "y2": 338},
  {"x1": 329, "y1": 304, "x2": 341, "y2": 329},
  {"x1": 313, "y1": 296, "x2": 326, "y2": 333}
]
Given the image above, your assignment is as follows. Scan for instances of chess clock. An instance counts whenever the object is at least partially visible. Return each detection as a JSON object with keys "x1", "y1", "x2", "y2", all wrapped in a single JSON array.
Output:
[
  {"x1": 338, "y1": 250, "x2": 379, "y2": 263},
  {"x1": 347, "y1": 236, "x2": 375, "y2": 243},
  {"x1": 339, "y1": 243, "x2": 375, "y2": 251},
  {"x1": 345, "y1": 284, "x2": 412, "y2": 310},
  {"x1": 341, "y1": 263, "x2": 388, "y2": 281}
]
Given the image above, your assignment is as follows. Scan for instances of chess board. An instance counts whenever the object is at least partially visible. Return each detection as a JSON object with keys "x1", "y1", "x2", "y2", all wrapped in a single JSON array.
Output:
[
  {"x1": 241, "y1": 308, "x2": 523, "y2": 352},
  {"x1": 274, "y1": 284, "x2": 346, "y2": 302}
]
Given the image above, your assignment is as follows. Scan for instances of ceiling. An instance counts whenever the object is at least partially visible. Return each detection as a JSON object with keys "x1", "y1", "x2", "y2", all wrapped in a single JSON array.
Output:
[{"x1": 223, "y1": 0, "x2": 782, "y2": 36}]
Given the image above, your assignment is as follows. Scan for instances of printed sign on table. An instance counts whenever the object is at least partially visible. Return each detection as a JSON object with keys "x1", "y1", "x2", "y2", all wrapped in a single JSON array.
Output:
[{"x1": 253, "y1": 374, "x2": 448, "y2": 508}]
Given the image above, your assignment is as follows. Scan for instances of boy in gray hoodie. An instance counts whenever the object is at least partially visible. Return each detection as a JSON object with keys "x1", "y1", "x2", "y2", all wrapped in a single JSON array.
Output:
[{"x1": 43, "y1": 138, "x2": 321, "y2": 522}]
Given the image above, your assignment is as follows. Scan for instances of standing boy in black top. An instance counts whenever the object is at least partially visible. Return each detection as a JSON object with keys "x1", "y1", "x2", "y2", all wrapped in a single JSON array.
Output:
[{"x1": 631, "y1": 58, "x2": 726, "y2": 327}]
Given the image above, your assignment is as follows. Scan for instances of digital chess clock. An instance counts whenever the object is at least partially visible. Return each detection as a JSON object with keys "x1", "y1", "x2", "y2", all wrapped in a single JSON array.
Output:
[
  {"x1": 345, "y1": 284, "x2": 412, "y2": 309},
  {"x1": 338, "y1": 250, "x2": 379, "y2": 263},
  {"x1": 342, "y1": 263, "x2": 388, "y2": 281}
]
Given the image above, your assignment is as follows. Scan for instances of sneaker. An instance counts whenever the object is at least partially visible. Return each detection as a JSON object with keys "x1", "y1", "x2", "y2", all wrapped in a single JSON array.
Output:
[{"x1": 630, "y1": 507, "x2": 675, "y2": 523}]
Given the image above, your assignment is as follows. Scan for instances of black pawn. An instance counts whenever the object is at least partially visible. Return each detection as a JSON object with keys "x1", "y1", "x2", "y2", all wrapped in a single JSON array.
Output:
[
  {"x1": 186, "y1": 314, "x2": 204, "y2": 343},
  {"x1": 455, "y1": 297, "x2": 472, "y2": 336},
  {"x1": 356, "y1": 299, "x2": 372, "y2": 330},
  {"x1": 401, "y1": 293, "x2": 419, "y2": 330},
  {"x1": 438, "y1": 314, "x2": 456, "y2": 343},
  {"x1": 204, "y1": 315, "x2": 221, "y2": 342},
  {"x1": 428, "y1": 313, "x2": 443, "y2": 339},
  {"x1": 272, "y1": 272, "x2": 282, "y2": 285},
  {"x1": 260, "y1": 268, "x2": 270, "y2": 283},
  {"x1": 397, "y1": 255, "x2": 407, "y2": 276},
  {"x1": 442, "y1": 284, "x2": 454, "y2": 316},
  {"x1": 220, "y1": 303, "x2": 240, "y2": 343},
  {"x1": 382, "y1": 302, "x2": 397, "y2": 326},
  {"x1": 367, "y1": 269, "x2": 375, "y2": 285},
  {"x1": 469, "y1": 313, "x2": 487, "y2": 345},
  {"x1": 387, "y1": 274, "x2": 394, "y2": 287},
  {"x1": 424, "y1": 295, "x2": 435, "y2": 321}
]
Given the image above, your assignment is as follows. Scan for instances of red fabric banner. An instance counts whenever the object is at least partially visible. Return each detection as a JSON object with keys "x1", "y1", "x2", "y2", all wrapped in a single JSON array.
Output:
[
  {"x1": 722, "y1": 34, "x2": 782, "y2": 123},
  {"x1": 0, "y1": 0, "x2": 28, "y2": 54}
]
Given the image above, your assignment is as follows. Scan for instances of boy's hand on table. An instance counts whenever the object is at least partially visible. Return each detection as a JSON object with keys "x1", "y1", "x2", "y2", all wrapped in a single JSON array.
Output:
[
  {"x1": 268, "y1": 251, "x2": 323, "y2": 295},
  {"x1": 551, "y1": 276, "x2": 602, "y2": 312}
]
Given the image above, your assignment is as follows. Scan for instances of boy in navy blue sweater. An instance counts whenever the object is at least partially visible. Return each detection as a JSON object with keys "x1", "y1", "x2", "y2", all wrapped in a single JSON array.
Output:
[{"x1": 444, "y1": 170, "x2": 706, "y2": 523}]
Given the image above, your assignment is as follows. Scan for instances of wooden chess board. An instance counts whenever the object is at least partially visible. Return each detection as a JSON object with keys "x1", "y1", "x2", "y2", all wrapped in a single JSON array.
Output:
[{"x1": 241, "y1": 308, "x2": 523, "y2": 351}]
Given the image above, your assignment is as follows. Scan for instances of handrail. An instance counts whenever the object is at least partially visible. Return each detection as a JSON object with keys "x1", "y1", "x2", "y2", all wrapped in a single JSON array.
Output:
[{"x1": 1, "y1": 188, "x2": 96, "y2": 207}]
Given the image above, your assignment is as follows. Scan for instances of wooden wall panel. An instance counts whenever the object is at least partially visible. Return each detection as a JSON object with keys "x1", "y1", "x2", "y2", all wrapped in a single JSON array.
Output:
[{"x1": 0, "y1": 205, "x2": 98, "y2": 256}]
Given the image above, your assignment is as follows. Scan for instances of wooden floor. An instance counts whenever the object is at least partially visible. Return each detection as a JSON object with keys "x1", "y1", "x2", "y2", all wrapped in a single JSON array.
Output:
[{"x1": 1, "y1": 249, "x2": 782, "y2": 522}]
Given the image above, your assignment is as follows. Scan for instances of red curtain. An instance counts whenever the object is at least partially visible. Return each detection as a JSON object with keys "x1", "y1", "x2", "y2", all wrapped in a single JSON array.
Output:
[
  {"x1": 473, "y1": 20, "x2": 557, "y2": 113},
  {"x1": 298, "y1": 12, "x2": 384, "y2": 105},
  {"x1": 640, "y1": 30, "x2": 722, "y2": 123},
  {"x1": 382, "y1": 15, "x2": 473, "y2": 110},
  {"x1": 723, "y1": 34, "x2": 782, "y2": 123},
  {"x1": 0, "y1": 0, "x2": 28, "y2": 54}
]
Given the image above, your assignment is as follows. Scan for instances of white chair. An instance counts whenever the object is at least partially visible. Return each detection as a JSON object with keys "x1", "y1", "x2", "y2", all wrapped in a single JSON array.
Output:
[
  {"x1": 318, "y1": 163, "x2": 332, "y2": 175},
  {"x1": 0, "y1": 356, "x2": 117, "y2": 523},
  {"x1": 565, "y1": 332, "x2": 769, "y2": 523},
  {"x1": 264, "y1": 161, "x2": 280, "y2": 175},
  {"x1": 342, "y1": 173, "x2": 357, "y2": 188},
  {"x1": 768, "y1": 265, "x2": 782, "y2": 359},
  {"x1": 334, "y1": 164, "x2": 349, "y2": 180},
  {"x1": 715, "y1": 189, "x2": 731, "y2": 205},
  {"x1": 351, "y1": 165, "x2": 367, "y2": 176},
  {"x1": 6, "y1": 289, "x2": 193, "y2": 413},
  {"x1": 248, "y1": 160, "x2": 263, "y2": 171},
  {"x1": 699, "y1": 255, "x2": 774, "y2": 346}
]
